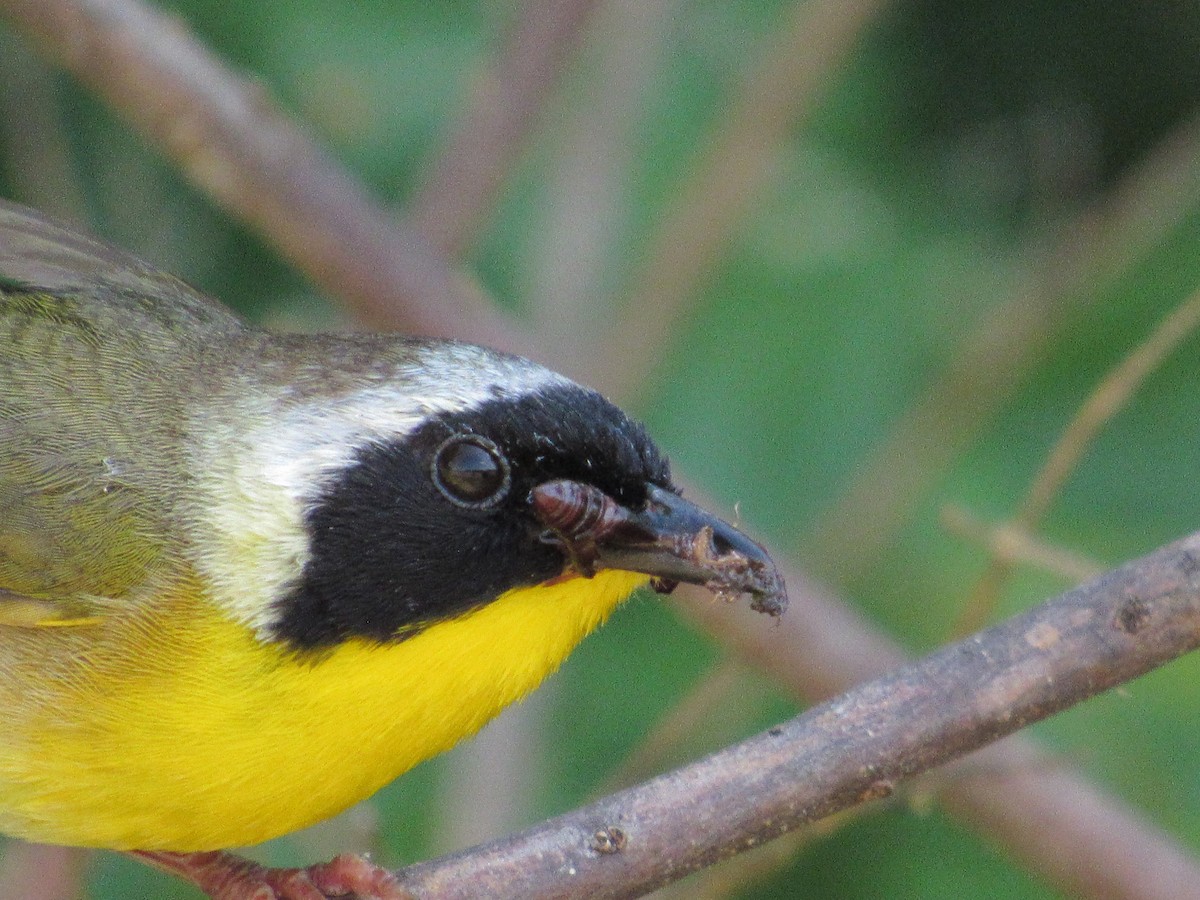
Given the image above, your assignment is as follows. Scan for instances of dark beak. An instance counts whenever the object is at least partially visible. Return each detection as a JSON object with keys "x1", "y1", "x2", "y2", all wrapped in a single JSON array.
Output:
[{"x1": 530, "y1": 480, "x2": 787, "y2": 617}]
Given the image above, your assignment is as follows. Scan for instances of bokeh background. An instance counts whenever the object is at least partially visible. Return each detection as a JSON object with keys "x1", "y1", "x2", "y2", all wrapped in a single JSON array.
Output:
[{"x1": 3, "y1": 0, "x2": 1200, "y2": 897}]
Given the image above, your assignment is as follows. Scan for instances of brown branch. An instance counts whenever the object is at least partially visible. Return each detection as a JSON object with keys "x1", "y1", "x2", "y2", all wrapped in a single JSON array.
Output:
[
  {"x1": 0, "y1": 0, "x2": 531, "y2": 351},
  {"x1": 1020, "y1": 288, "x2": 1200, "y2": 526},
  {"x1": 588, "y1": 0, "x2": 892, "y2": 399},
  {"x1": 405, "y1": 0, "x2": 604, "y2": 259},
  {"x1": 675, "y1": 545, "x2": 1200, "y2": 900},
  {"x1": 393, "y1": 530, "x2": 1200, "y2": 898}
]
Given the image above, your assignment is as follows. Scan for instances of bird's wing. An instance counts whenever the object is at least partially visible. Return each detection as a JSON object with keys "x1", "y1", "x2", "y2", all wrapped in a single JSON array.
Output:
[
  {"x1": 0, "y1": 203, "x2": 219, "y2": 622},
  {"x1": 0, "y1": 290, "x2": 179, "y2": 623},
  {"x1": 0, "y1": 200, "x2": 181, "y2": 296}
]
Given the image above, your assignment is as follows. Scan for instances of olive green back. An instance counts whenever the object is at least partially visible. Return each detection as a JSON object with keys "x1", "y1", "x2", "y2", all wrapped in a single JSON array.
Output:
[{"x1": 0, "y1": 202, "x2": 247, "y2": 607}]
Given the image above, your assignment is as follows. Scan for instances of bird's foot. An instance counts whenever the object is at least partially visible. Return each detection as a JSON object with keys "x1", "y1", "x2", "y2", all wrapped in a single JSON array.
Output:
[{"x1": 130, "y1": 849, "x2": 410, "y2": 900}]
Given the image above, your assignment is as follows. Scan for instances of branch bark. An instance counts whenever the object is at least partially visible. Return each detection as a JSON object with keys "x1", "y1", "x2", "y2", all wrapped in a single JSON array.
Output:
[
  {"x1": 674, "y1": 516, "x2": 1200, "y2": 900},
  {"x1": 394, "y1": 530, "x2": 1200, "y2": 898}
]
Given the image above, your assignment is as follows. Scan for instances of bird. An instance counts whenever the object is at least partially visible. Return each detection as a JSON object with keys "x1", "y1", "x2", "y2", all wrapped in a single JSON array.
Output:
[{"x1": 0, "y1": 200, "x2": 786, "y2": 899}]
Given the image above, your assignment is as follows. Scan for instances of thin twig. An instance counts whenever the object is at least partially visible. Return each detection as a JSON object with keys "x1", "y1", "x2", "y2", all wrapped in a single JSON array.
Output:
[
  {"x1": 585, "y1": 0, "x2": 892, "y2": 398},
  {"x1": 406, "y1": 0, "x2": 604, "y2": 259},
  {"x1": 940, "y1": 504, "x2": 1106, "y2": 583},
  {"x1": 1022, "y1": 288, "x2": 1200, "y2": 525},
  {"x1": 394, "y1": 529, "x2": 1200, "y2": 898},
  {"x1": 952, "y1": 285, "x2": 1200, "y2": 635},
  {"x1": 805, "y1": 111, "x2": 1200, "y2": 583},
  {"x1": 0, "y1": 0, "x2": 531, "y2": 350}
]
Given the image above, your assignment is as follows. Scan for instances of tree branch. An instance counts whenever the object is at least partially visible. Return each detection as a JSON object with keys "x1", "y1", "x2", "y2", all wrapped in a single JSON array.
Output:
[
  {"x1": 405, "y1": 0, "x2": 604, "y2": 258},
  {"x1": 0, "y1": 0, "x2": 530, "y2": 349},
  {"x1": 394, "y1": 529, "x2": 1200, "y2": 898},
  {"x1": 674, "y1": 530, "x2": 1200, "y2": 900}
]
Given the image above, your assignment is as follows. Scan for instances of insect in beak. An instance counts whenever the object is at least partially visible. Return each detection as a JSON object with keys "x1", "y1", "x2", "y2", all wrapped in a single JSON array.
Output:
[{"x1": 531, "y1": 480, "x2": 787, "y2": 617}]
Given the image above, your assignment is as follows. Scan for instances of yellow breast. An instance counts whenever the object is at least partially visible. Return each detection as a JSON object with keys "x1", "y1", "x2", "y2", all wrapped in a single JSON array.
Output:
[{"x1": 0, "y1": 569, "x2": 645, "y2": 850}]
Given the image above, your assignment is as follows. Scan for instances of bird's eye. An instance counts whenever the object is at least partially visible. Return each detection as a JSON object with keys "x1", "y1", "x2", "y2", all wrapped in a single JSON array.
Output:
[{"x1": 433, "y1": 435, "x2": 511, "y2": 508}]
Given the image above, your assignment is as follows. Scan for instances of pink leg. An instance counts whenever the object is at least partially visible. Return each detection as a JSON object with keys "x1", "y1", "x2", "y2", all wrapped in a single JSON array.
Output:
[{"x1": 130, "y1": 850, "x2": 410, "y2": 900}]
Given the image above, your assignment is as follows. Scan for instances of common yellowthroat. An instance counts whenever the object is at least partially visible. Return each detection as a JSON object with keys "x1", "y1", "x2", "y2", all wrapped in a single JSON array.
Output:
[{"x1": 0, "y1": 201, "x2": 785, "y2": 899}]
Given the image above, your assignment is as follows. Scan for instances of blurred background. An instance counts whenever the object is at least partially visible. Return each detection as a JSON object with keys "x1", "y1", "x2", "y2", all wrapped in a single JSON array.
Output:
[{"x1": 3, "y1": 0, "x2": 1200, "y2": 897}]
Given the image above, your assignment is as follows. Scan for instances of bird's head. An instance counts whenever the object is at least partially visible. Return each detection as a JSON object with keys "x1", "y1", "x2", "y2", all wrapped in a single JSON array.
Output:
[{"x1": 213, "y1": 340, "x2": 785, "y2": 650}]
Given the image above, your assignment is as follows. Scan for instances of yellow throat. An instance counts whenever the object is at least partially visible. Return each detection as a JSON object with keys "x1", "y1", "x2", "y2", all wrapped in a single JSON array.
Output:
[{"x1": 0, "y1": 569, "x2": 646, "y2": 851}]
